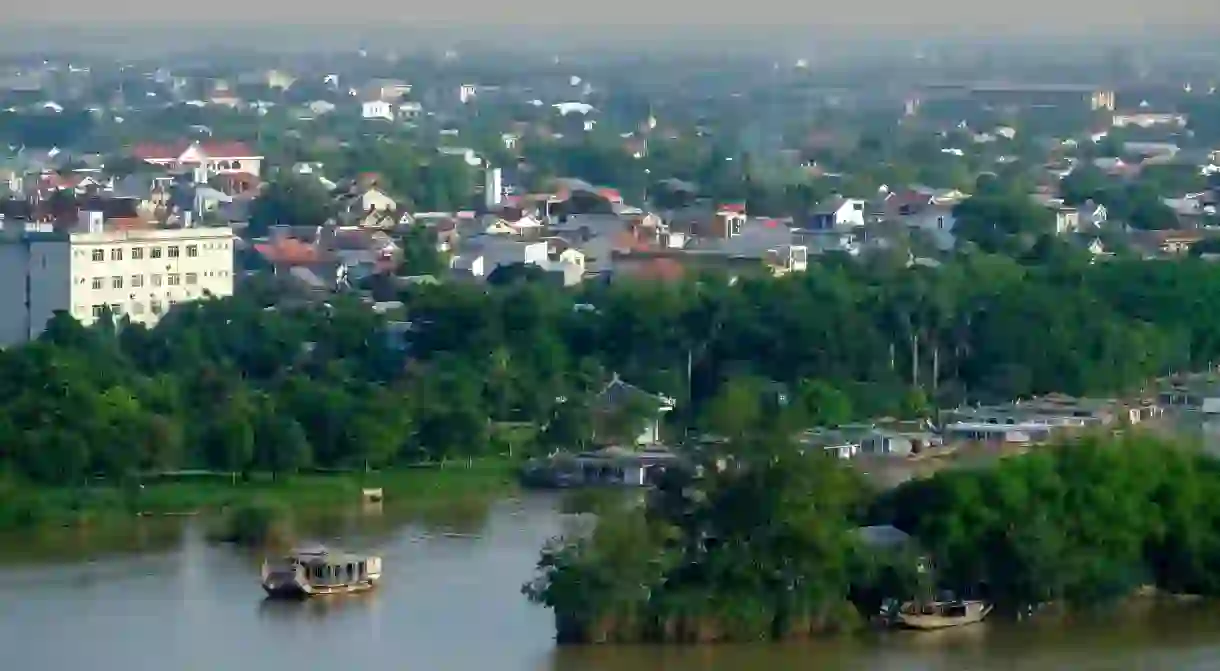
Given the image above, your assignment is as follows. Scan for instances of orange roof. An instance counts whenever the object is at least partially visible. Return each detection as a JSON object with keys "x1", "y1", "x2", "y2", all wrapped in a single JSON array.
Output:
[
  {"x1": 253, "y1": 239, "x2": 322, "y2": 265},
  {"x1": 131, "y1": 140, "x2": 258, "y2": 161},
  {"x1": 597, "y1": 187, "x2": 623, "y2": 203},
  {"x1": 108, "y1": 217, "x2": 149, "y2": 231},
  {"x1": 629, "y1": 257, "x2": 685, "y2": 282},
  {"x1": 611, "y1": 229, "x2": 653, "y2": 253}
]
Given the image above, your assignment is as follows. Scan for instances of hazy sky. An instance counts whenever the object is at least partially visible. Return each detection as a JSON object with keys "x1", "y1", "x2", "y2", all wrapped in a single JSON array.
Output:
[{"x1": 5, "y1": 2, "x2": 1217, "y2": 31}]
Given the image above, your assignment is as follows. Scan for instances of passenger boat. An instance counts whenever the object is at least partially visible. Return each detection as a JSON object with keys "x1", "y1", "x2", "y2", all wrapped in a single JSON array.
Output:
[
  {"x1": 895, "y1": 599, "x2": 992, "y2": 630},
  {"x1": 261, "y1": 545, "x2": 382, "y2": 598}
]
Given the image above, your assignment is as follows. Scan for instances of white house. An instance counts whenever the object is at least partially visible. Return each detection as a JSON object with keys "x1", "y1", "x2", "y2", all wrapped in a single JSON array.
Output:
[
  {"x1": 0, "y1": 213, "x2": 235, "y2": 346},
  {"x1": 307, "y1": 100, "x2": 336, "y2": 116},
  {"x1": 808, "y1": 197, "x2": 866, "y2": 230},
  {"x1": 592, "y1": 375, "x2": 676, "y2": 445},
  {"x1": 1080, "y1": 202, "x2": 1108, "y2": 227},
  {"x1": 553, "y1": 102, "x2": 596, "y2": 116},
  {"x1": 397, "y1": 101, "x2": 423, "y2": 121},
  {"x1": 131, "y1": 140, "x2": 262, "y2": 178},
  {"x1": 361, "y1": 100, "x2": 395, "y2": 121},
  {"x1": 437, "y1": 147, "x2": 484, "y2": 167},
  {"x1": 1053, "y1": 207, "x2": 1081, "y2": 234},
  {"x1": 449, "y1": 237, "x2": 549, "y2": 279}
]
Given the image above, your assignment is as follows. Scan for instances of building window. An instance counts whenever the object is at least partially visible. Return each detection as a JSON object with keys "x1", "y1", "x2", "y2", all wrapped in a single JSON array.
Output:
[
  {"x1": 185, "y1": 272, "x2": 198, "y2": 285},
  {"x1": 110, "y1": 248, "x2": 123, "y2": 261},
  {"x1": 91, "y1": 249, "x2": 104, "y2": 262},
  {"x1": 91, "y1": 277, "x2": 103, "y2": 290},
  {"x1": 109, "y1": 303, "x2": 121, "y2": 315},
  {"x1": 151, "y1": 300, "x2": 163, "y2": 315},
  {"x1": 112, "y1": 276, "x2": 123, "y2": 289},
  {"x1": 132, "y1": 247, "x2": 144, "y2": 260},
  {"x1": 152, "y1": 274, "x2": 162, "y2": 287},
  {"x1": 167, "y1": 246, "x2": 180, "y2": 258},
  {"x1": 91, "y1": 305, "x2": 104, "y2": 318},
  {"x1": 168, "y1": 273, "x2": 181, "y2": 286},
  {"x1": 151, "y1": 247, "x2": 162, "y2": 259},
  {"x1": 132, "y1": 302, "x2": 144, "y2": 315},
  {"x1": 186, "y1": 244, "x2": 198, "y2": 257},
  {"x1": 131, "y1": 275, "x2": 143, "y2": 288}
]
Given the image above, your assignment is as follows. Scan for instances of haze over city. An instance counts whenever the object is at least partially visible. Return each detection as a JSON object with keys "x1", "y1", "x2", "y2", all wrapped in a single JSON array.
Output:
[{"x1": 3, "y1": 1, "x2": 1218, "y2": 36}]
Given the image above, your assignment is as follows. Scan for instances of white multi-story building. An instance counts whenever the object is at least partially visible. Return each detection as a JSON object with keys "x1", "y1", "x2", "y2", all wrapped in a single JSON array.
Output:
[{"x1": 0, "y1": 212, "x2": 235, "y2": 346}]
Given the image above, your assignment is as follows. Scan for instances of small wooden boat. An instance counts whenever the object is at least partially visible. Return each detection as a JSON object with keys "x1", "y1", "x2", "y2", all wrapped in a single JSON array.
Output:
[
  {"x1": 261, "y1": 545, "x2": 382, "y2": 599},
  {"x1": 896, "y1": 600, "x2": 992, "y2": 630}
]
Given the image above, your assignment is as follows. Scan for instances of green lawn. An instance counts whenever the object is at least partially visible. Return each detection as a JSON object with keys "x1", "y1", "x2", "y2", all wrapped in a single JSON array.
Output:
[{"x1": 1, "y1": 460, "x2": 520, "y2": 531}]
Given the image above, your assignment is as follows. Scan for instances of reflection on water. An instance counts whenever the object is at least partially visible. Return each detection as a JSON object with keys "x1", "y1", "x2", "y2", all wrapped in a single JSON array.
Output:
[
  {"x1": 6, "y1": 490, "x2": 1220, "y2": 669},
  {"x1": 0, "y1": 516, "x2": 186, "y2": 566},
  {"x1": 257, "y1": 591, "x2": 383, "y2": 622}
]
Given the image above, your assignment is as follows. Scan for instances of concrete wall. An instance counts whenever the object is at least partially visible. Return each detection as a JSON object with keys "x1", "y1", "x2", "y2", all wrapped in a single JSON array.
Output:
[{"x1": 0, "y1": 242, "x2": 31, "y2": 346}]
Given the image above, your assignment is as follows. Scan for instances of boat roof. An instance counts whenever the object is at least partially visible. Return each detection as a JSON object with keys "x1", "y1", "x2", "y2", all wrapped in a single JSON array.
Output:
[{"x1": 286, "y1": 545, "x2": 371, "y2": 565}]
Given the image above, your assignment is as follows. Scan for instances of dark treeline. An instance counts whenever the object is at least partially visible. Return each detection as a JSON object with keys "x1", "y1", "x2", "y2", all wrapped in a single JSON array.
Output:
[
  {"x1": 524, "y1": 422, "x2": 1220, "y2": 643},
  {"x1": 3, "y1": 252, "x2": 1220, "y2": 490},
  {"x1": 877, "y1": 433, "x2": 1220, "y2": 610}
]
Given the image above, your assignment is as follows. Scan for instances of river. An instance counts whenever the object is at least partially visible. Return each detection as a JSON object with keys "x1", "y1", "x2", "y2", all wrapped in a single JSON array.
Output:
[{"x1": 6, "y1": 493, "x2": 1220, "y2": 670}]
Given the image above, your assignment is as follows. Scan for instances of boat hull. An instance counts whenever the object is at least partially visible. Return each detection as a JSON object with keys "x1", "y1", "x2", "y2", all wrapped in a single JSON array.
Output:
[
  {"x1": 262, "y1": 576, "x2": 380, "y2": 599},
  {"x1": 897, "y1": 604, "x2": 992, "y2": 630}
]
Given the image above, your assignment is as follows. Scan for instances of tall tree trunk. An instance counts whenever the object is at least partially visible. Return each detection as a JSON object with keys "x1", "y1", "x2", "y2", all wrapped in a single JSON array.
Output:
[{"x1": 932, "y1": 344, "x2": 940, "y2": 394}]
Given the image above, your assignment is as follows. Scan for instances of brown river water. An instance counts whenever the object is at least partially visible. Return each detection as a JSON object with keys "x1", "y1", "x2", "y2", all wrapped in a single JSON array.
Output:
[{"x1": 6, "y1": 492, "x2": 1220, "y2": 671}]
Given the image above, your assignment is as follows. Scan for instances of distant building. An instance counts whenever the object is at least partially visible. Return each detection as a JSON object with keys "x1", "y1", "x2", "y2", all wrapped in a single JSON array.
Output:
[
  {"x1": 920, "y1": 82, "x2": 1115, "y2": 111},
  {"x1": 0, "y1": 212, "x2": 235, "y2": 345},
  {"x1": 808, "y1": 197, "x2": 866, "y2": 230},
  {"x1": 129, "y1": 140, "x2": 262, "y2": 178},
  {"x1": 361, "y1": 100, "x2": 395, "y2": 121}
]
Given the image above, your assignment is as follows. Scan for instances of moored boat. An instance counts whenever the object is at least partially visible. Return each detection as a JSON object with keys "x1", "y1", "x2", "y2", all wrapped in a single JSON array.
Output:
[
  {"x1": 261, "y1": 545, "x2": 382, "y2": 598},
  {"x1": 895, "y1": 600, "x2": 992, "y2": 630}
]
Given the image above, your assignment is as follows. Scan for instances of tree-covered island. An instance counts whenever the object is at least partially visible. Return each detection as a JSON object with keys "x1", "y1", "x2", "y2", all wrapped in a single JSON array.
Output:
[{"x1": 524, "y1": 425, "x2": 1220, "y2": 643}]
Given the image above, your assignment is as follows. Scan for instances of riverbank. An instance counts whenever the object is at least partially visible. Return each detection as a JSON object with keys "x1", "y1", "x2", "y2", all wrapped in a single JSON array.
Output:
[{"x1": 0, "y1": 460, "x2": 519, "y2": 532}]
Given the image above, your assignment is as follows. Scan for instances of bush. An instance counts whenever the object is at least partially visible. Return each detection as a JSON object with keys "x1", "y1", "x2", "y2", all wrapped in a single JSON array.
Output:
[{"x1": 210, "y1": 499, "x2": 293, "y2": 548}]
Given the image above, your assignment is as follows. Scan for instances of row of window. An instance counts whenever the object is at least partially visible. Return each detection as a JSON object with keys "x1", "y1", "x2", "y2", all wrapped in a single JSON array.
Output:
[
  {"x1": 88, "y1": 271, "x2": 230, "y2": 290},
  {"x1": 90, "y1": 300, "x2": 176, "y2": 318},
  {"x1": 87, "y1": 242, "x2": 231, "y2": 262}
]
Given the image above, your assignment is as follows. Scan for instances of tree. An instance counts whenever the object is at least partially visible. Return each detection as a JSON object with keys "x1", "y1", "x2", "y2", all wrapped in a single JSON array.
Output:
[
  {"x1": 396, "y1": 226, "x2": 445, "y2": 277},
  {"x1": 539, "y1": 398, "x2": 595, "y2": 454},
  {"x1": 796, "y1": 380, "x2": 854, "y2": 427},
  {"x1": 201, "y1": 393, "x2": 256, "y2": 479},
  {"x1": 252, "y1": 393, "x2": 312, "y2": 479},
  {"x1": 953, "y1": 186, "x2": 1055, "y2": 254},
  {"x1": 487, "y1": 263, "x2": 549, "y2": 286},
  {"x1": 248, "y1": 175, "x2": 334, "y2": 238}
]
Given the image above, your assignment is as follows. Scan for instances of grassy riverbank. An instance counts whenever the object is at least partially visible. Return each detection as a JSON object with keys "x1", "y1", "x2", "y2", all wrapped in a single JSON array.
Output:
[{"x1": 0, "y1": 460, "x2": 519, "y2": 532}]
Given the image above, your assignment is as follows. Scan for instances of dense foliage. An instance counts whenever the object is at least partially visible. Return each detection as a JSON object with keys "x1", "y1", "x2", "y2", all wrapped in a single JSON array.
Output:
[
  {"x1": 4, "y1": 252, "x2": 1220, "y2": 489},
  {"x1": 523, "y1": 419, "x2": 871, "y2": 643},
  {"x1": 877, "y1": 433, "x2": 1220, "y2": 610},
  {"x1": 526, "y1": 427, "x2": 1220, "y2": 642}
]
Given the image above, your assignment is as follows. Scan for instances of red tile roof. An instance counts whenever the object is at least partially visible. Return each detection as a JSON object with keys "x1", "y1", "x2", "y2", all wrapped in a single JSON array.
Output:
[
  {"x1": 108, "y1": 217, "x2": 149, "y2": 231},
  {"x1": 597, "y1": 187, "x2": 623, "y2": 203},
  {"x1": 628, "y1": 257, "x2": 685, "y2": 282},
  {"x1": 253, "y1": 239, "x2": 322, "y2": 265},
  {"x1": 611, "y1": 230, "x2": 653, "y2": 253},
  {"x1": 130, "y1": 140, "x2": 259, "y2": 161}
]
